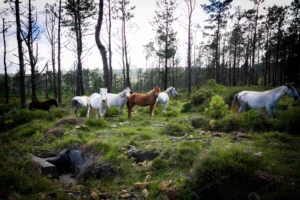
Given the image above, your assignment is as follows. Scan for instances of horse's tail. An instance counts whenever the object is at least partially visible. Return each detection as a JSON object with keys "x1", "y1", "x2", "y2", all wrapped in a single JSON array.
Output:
[
  {"x1": 71, "y1": 99, "x2": 77, "y2": 114},
  {"x1": 231, "y1": 94, "x2": 240, "y2": 112},
  {"x1": 90, "y1": 107, "x2": 94, "y2": 114}
]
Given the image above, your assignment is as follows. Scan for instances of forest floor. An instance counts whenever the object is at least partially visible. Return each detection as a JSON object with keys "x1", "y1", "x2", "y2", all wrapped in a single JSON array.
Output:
[{"x1": 1, "y1": 85, "x2": 300, "y2": 200}]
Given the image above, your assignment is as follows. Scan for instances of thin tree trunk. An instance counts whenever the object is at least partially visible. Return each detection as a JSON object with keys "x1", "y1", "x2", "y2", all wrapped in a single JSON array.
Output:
[
  {"x1": 45, "y1": 62, "x2": 48, "y2": 99},
  {"x1": 15, "y1": 0, "x2": 26, "y2": 108},
  {"x1": 95, "y1": 0, "x2": 110, "y2": 91},
  {"x1": 108, "y1": 0, "x2": 113, "y2": 92},
  {"x1": 57, "y1": 0, "x2": 62, "y2": 104},
  {"x1": 2, "y1": 18, "x2": 9, "y2": 104}
]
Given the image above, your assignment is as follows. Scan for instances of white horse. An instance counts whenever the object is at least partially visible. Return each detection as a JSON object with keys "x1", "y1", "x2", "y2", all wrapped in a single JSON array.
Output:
[
  {"x1": 152, "y1": 86, "x2": 178, "y2": 115},
  {"x1": 232, "y1": 83, "x2": 299, "y2": 116},
  {"x1": 72, "y1": 95, "x2": 90, "y2": 117},
  {"x1": 87, "y1": 88, "x2": 108, "y2": 118},
  {"x1": 107, "y1": 87, "x2": 131, "y2": 116}
]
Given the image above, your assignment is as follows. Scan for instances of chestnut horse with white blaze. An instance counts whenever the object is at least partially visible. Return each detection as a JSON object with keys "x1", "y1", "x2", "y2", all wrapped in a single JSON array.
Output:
[{"x1": 127, "y1": 85, "x2": 160, "y2": 118}]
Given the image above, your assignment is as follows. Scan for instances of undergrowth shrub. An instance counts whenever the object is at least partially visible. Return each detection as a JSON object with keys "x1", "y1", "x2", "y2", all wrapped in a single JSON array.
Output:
[
  {"x1": 206, "y1": 79, "x2": 226, "y2": 93},
  {"x1": 105, "y1": 107, "x2": 120, "y2": 117},
  {"x1": 181, "y1": 102, "x2": 193, "y2": 113},
  {"x1": 182, "y1": 146, "x2": 268, "y2": 200},
  {"x1": 161, "y1": 122, "x2": 194, "y2": 136},
  {"x1": 85, "y1": 118, "x2": 108, "y2": 128},
  {"x1": 213, "y1": 114, "x2": 244, "y2": 132},
  {"x1": 152, "y1": 157, "x2": 169, "y2": 170},
  {"x1": 190, "y1": 116, "x2": 210, "y2": 130},
  {"x1": 205, "y1": 95, "x2": 228, "y2": 119},
  {"x1": 191, "y1": 88, "x2": 214, "y2": 106},
  {"x1": 169, "y1": 141, "x2": 202, "y2": 168},
  {"x1": 165, "y1": 110, "x2": 178, "y2": 117}
]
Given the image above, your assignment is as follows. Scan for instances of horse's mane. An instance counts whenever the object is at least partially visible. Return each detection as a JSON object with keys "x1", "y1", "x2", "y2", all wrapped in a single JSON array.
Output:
[{"x1": 147, "y1": 89, "x2": 155, "y2": 96}]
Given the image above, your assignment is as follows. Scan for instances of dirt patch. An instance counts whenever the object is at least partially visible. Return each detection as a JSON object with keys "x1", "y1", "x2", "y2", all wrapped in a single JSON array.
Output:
[
  {"x1": 55, "y1": 118, "x2": 84, "y2": 127},
  {"x1": 76, "y1": 157, "x2": 115, "y2": 181}
]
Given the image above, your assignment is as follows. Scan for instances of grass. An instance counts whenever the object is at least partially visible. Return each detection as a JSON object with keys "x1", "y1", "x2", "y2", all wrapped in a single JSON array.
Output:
[{"x1": 0, "y1": 86, "x2": 300, "y2": 199}]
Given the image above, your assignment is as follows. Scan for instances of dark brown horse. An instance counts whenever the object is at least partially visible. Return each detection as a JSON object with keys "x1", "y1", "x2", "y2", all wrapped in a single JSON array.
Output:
[
  {"x1": 29, "y1": 99, "x2": 59, "y2": 111},
  {"x1": 127, "y1": 85, "x2": 160, "y2": 118}
]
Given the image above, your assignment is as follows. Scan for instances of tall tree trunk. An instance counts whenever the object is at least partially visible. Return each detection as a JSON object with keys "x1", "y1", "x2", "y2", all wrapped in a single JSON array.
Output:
[
  {"x1": 215, "y1": 12, "x2": 221, "y2": 83},
  {"x1": 45, "y1": 62, "x2": 48, "y2": 99},
  {"x1": 51, "y1": 39, "x2": 57, "y2": 98},
  {"x1": 187, "y1": 11, "x2": 192, "y2": 95},
  {"x1": 2, "y1": 18, "x2": 9, "y2": 104},
  {"x1": 164, "y1": 4, "x2": 169, "y2": 90},
  {"x1": 124, "y1": 20, "x2": 131, "y2": 89},
  {"x1": 57, "y1": 0, "x2": 62, "y2": 104},
  {"x1": 108, "y1": 0, "x2": 113, "y2": 92},
  {"x1": 15, "y1": 0, "x2": 26, "y2": 108},
  {"x1": 95, "y1": 0, "x2": 110, "y2": 91}
]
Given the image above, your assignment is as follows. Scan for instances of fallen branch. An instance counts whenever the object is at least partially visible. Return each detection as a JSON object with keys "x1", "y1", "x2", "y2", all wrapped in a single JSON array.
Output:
[{"x1": 169, "y1": 133, "x2": 187, "y2": 141}]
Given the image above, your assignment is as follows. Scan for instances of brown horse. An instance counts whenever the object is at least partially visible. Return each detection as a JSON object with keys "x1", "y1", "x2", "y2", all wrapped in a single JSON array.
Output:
[
  {"x1": 127, "y1": 85, "x2": 160, "y2": 118},
  {"x1": 29, "y1": 99, "x2": 59, "y2": 111}
]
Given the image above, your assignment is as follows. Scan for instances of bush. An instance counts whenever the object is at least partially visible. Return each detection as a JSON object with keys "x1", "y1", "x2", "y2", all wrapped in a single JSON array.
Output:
[
  {"x1": 181, "y1": 103, "x2": 193, "y2": 113},
  {"x1": 165, "y1": 110, "x2": 178, "y2": 117},
  {"x1": 182, "y1": 146, "x2": 268, "y2": 200},
  {"x1": 161, "y1": 122, "x2": 194, "y2": 136},
  {"x1": 169, "y1": 141, "x2": 202, "y2": 168},
  {"x1": 85, "y1": 118, "x2": 108, "y2": 128},
  {"x1": 191, "y1": 88, "x2": 214, "y2": 106},
  {"x1": 190, "y1": 116, "x2": 210, "y2": 130},
  {"x1": 213, "y1": 114, "x2": 244, "y2": 132},
  {"x1": 105, "y1": 107, "x2": 120, "y2": 117},
  {"x1": 206, "y1": 79, "x2": 226, "y2": 93},
  {"x1": 152, "y1": 157, "x2": 169, "y2": 170},
  {"x1": 205, "y1": 95, "x2": 229, "y2": 119}
]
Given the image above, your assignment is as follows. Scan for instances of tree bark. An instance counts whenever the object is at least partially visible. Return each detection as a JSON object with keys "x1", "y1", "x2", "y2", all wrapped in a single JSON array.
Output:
[
  {"x1": 15, "y1": 0, "x2": 26, "y2": 108},
  {"x1": 95, "y1": 0, "x2": 110, "y2": 91},
  {"x1": 2, "y1": 18, "x2": 9, "y2": 104},
  {"x1": 57, "y1": 0, "x2": 62, "y2": 104}
]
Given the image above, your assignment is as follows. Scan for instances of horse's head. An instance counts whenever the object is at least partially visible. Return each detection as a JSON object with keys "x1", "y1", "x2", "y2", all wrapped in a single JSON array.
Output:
[
  {"x1": 124, "y1": 87, "x2": 131, "y2": 99},
  {"x1": 53, "y1": 99, "x2": 59, "y2": 107},
  {"x1": 285, "y1": 83, "x2": 299, "y2": 100},
  {"x1": 29, "y1": 102, "x2": 34, "y2": 110},
  {"x1": 154, "y1": 85, "x2": 160, "y2": 97},
  {"x1": 99, "y1": 88, "x2": 108, "y2": 103},
  {"x1": 171, "y1": 87, "x2": 178, "y2": 97}
]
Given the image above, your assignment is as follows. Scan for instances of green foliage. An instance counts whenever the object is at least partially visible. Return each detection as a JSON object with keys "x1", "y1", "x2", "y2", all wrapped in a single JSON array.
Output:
[
  {"x1": 165, "y1": 110, "x2": 178, "y2": 117},
  {"x1": 213, "y1": 114, "x2": 244, "y2": 132},
  {"x1": 190, "y1": 116, "x2": 210, "y2": 130},
  {"x1": 161, "y1": 122, "x2": 194, "y2": 136},
  {"x1": 85, "y1": 118, "x2": 108, "y2": 128},
  {"x1": 205, "y1": 95, "x2": 229, "y2": 119},
  {"x1": 206, "y1": 79, "x2": 226, "y2": 93},
  {"x1": 169, "y1": 141, "x2": 202, "y2": 168},
  {"x1": 184, "y1": 146, "x2": 268, "y2": 200},
  {"x1": 181, "y1": 102, "x2": 193, "y2": 113},
  {"x1": 105, "y1": 107, "x2": 120, "y2": 117},
  {"x1": 152, "y1": 157, "x2": 169, "y2": 170},
  {"x1": 191, "y1": 88, "x2": 214, "y2": 106}
]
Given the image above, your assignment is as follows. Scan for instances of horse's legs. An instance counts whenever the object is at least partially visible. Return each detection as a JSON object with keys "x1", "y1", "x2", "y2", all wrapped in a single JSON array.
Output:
[
  {"x1": 119, "y1": 106, "x2": 123, "y2": 116},
  {"x1": 163, "y1": 102, "x2": 167, "y2": 115},
  {"x1": 87, "y1": 106, "x2": 91, "y2": 118},
  {"x1": 150, "y1": 104, "x2": 154, "y2": 118},
  {"x1": 238, "y1": 104, "x2": 246, "y2": 113},
  {"x1": 152, "y1": 103, "x2": 156, "y2": 116},
  {"x1": 95, "y1": 109, "x2": 99, "y2": 119},
  {"x1": 75, "y1": 107, "x2": 78, "y2": 117},
  {"x1": 265, "y1": 106, "x2": 272, "y2": 117}
]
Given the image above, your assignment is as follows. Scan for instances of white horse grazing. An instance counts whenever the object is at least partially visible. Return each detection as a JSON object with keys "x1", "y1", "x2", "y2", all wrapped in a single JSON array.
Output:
[
  {"x1": 232, "y1": 83, "x2": 299, "y2": 116},
  {"x1": 72, "y1": 95, "x2": 90, "y2": 117},
  {"x1": 152, "y1": 86, "x2": 178, "y2": 115},
  {"x1": 107, "y1": 87, "x2": 131, "y2": 116},
  {"x1": 87, "y1": 88, "x2": 108, "y2": 118}
]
